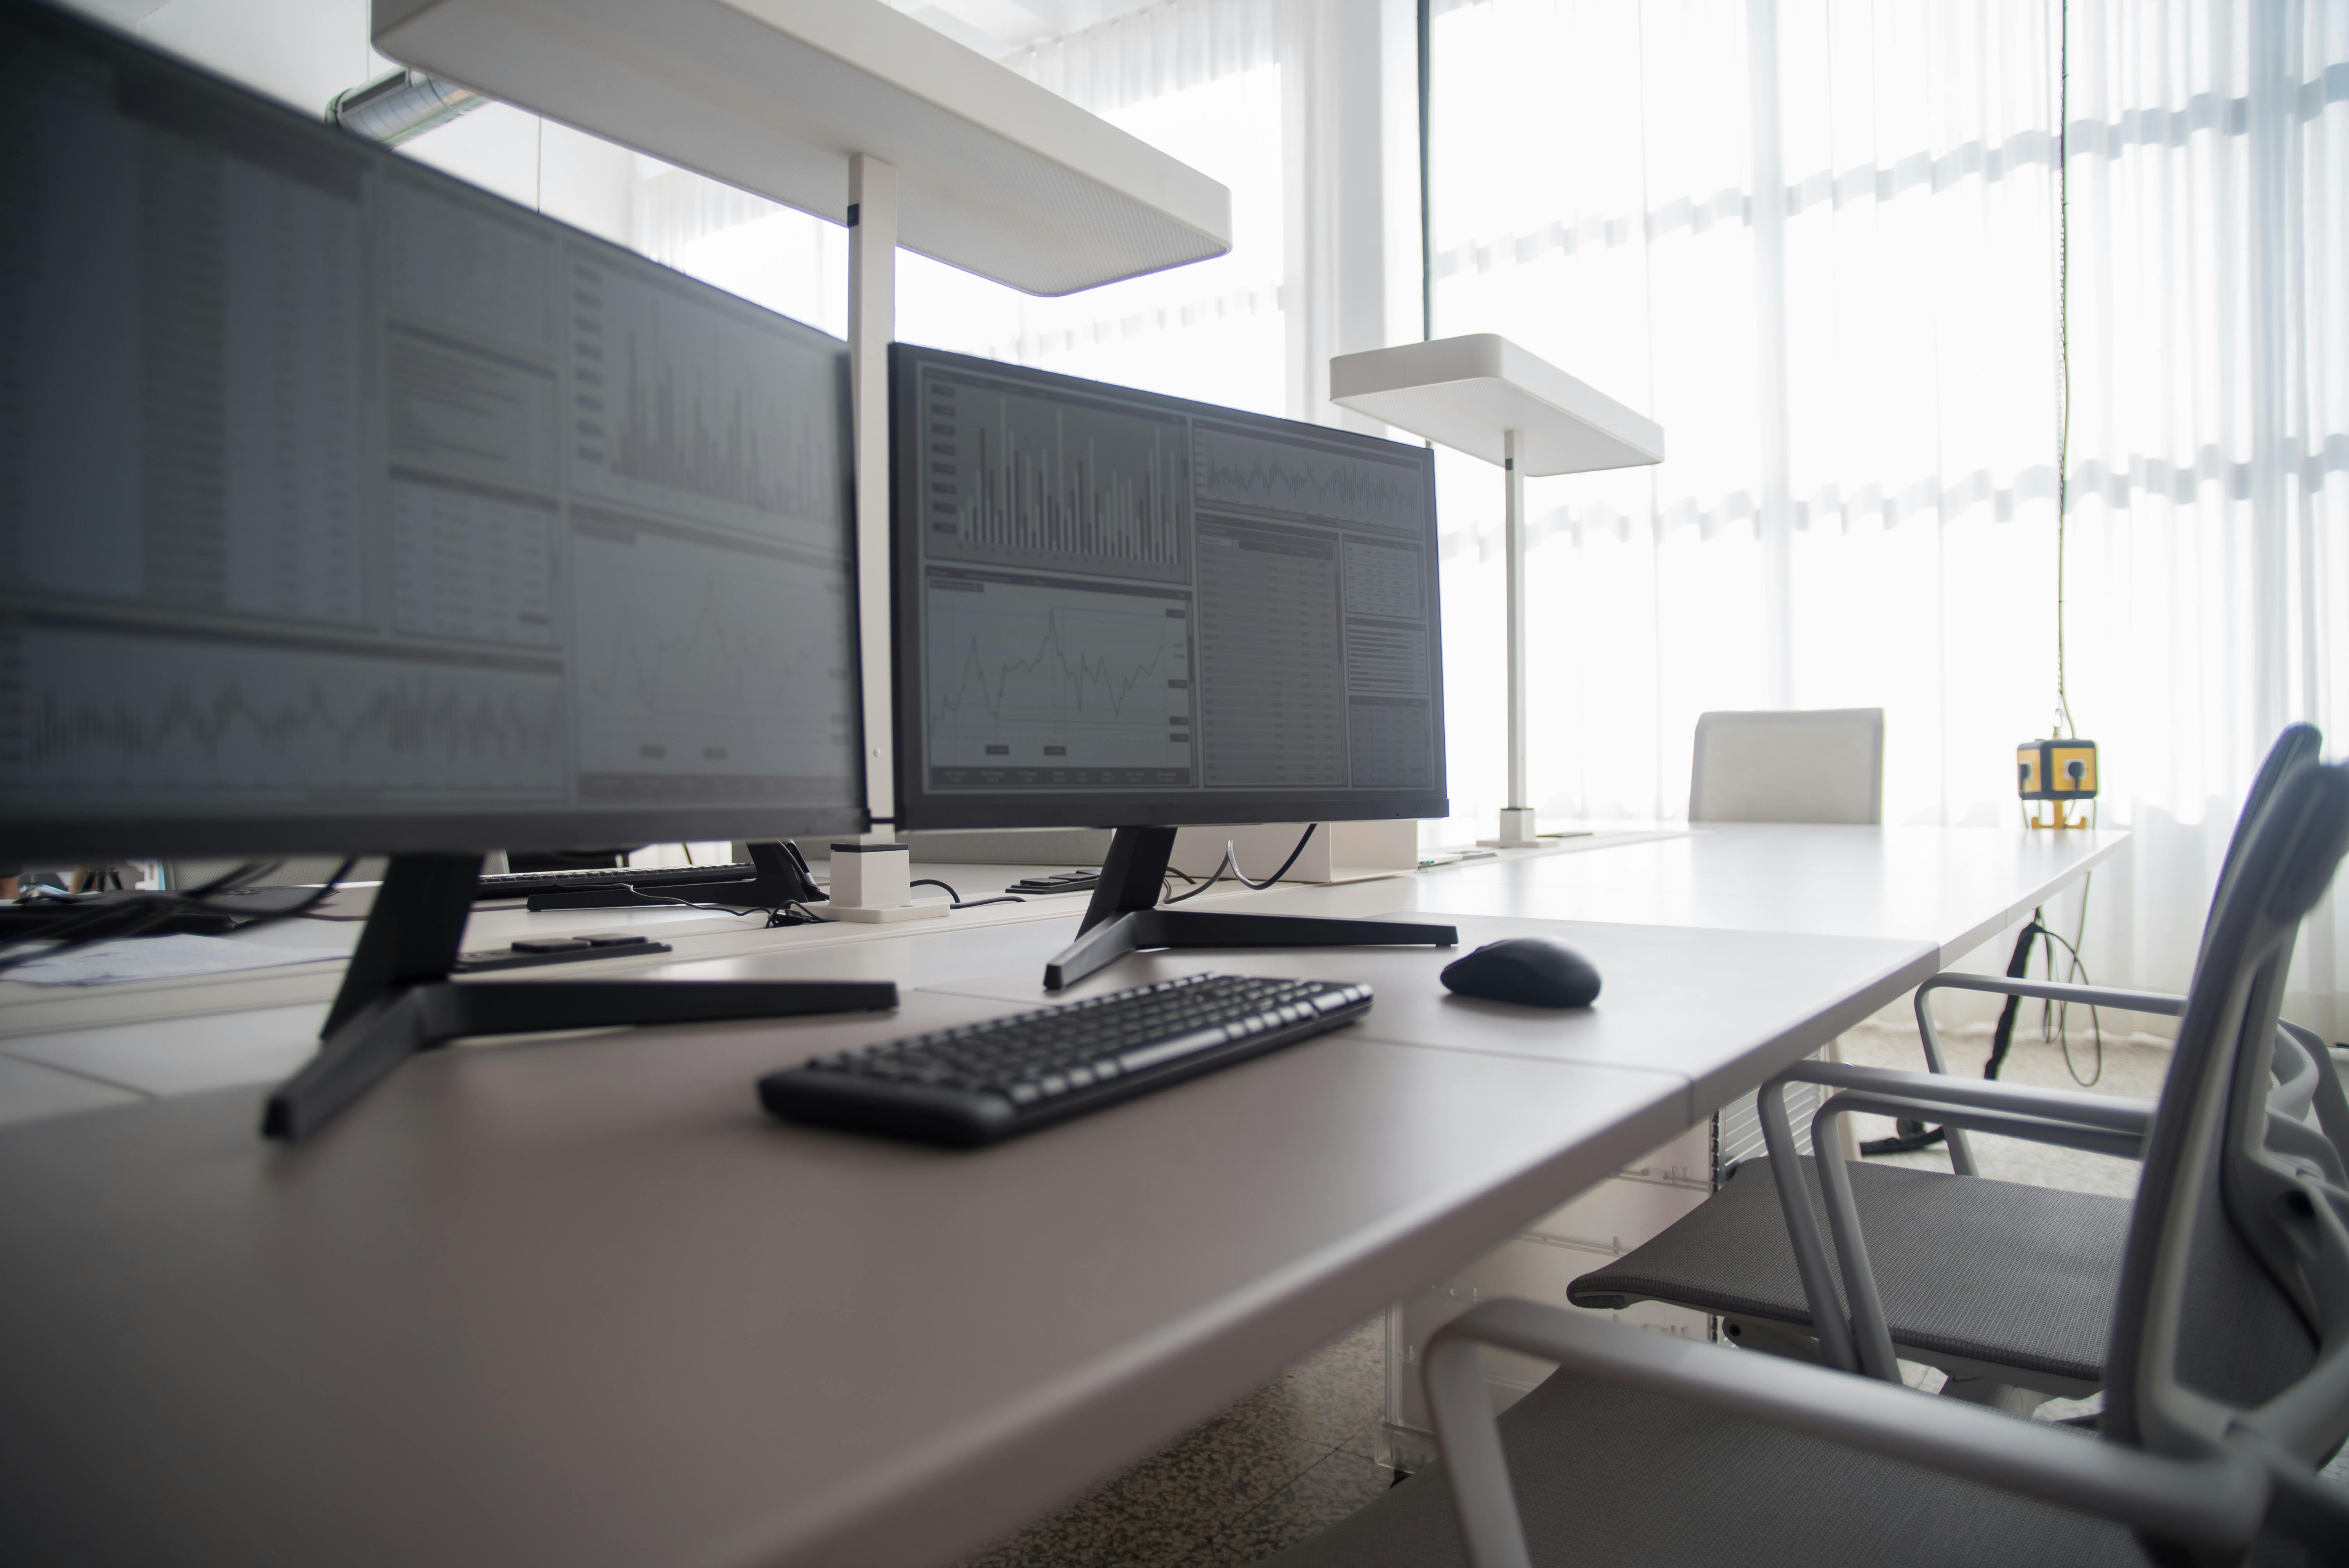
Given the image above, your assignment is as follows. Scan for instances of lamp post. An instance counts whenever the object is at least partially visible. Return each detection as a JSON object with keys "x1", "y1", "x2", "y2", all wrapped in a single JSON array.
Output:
[{"x1": 1332, "y1": 335, "x2": 1664, "y2": 846}]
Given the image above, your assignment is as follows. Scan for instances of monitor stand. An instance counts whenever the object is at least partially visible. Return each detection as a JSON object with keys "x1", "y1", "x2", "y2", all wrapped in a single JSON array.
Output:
[
  {"x1": 261, "y1": 852, "x2": 895, "y2": 1142},
  {"x1": 1043, "y1": 827, "x2": 1458, "y2": 991},
  {"x1": 521, "y1": 840, "x2": 821, "y2": 911}
]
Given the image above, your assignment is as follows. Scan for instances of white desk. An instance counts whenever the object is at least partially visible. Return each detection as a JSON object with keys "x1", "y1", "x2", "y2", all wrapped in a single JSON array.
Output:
[{"x1": 0, "y1": 825, "x2": 2122, "y2": 1567}]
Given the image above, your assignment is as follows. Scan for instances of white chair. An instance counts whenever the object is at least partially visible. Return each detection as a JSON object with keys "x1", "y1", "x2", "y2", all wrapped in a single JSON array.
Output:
[
  {"x1": 1689, "y1": 707, "x2": 1885, "y2": 1159},
  {"x1": 1689, "y1": 708, "x2": 1884, "y2": 826}
]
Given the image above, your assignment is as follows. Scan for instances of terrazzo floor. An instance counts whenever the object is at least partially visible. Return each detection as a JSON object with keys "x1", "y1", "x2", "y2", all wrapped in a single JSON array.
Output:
[
  {"x1": 962, "y1": 1016, "x2": 2346, "y2": 1564},
  {"x1": 958, "y1": 1317, "x2": 1391, "y2": 1568}
]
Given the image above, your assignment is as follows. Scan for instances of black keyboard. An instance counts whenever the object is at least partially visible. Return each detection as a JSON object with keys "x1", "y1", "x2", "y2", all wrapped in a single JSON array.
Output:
[
  {"x1": 759, "y1": 973, "x2": 1373, "y2": 1146},
  {"x1": 474, "y1": 862, "x2": 753, "y2": 900}
]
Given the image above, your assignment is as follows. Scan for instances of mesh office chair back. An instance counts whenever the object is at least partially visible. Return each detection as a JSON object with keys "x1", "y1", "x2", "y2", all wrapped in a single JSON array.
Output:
[
  {"x1": 2102, "y1": 757, "x2": 2349, "y2": 1482},
  {"x1": 1688, "y1": 709, "x2": 1884, "y2": 826},
  {"x1": 2196, "y1": 722, "x2": 2323, "y2": 969}
]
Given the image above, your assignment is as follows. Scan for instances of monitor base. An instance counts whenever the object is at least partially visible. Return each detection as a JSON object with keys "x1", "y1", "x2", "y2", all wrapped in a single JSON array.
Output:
[
  {"x1": 1043, "y1": 827, "x2": 1457, "y2": 991},
  {"x1": 261, "y1": 852, "x2": 895, "y2": 1142}
]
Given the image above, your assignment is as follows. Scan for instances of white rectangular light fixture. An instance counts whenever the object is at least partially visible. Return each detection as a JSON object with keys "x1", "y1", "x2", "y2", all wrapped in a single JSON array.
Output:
[
  {"x1": 1330, "y1": 334, "x2": 1664, "y2": 474},
  {"x1": 372, "y1": 0, "x2": 1233, "y2": 296}
]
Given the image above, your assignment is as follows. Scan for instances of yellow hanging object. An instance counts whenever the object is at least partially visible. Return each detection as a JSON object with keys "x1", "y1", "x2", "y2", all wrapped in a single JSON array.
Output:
[{"x1": 2018, "y1": 736, "x2": 2098, "y2": 829}]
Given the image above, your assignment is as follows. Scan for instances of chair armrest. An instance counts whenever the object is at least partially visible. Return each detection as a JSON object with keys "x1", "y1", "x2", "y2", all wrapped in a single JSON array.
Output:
[
  {"x1": 1918, "y1": 972, "x2": 2187, "y2": 1015},
  {"x1": 1772, "y1": 1059, "x2": 2156, "y2": 1136},
  {"x1": 1814, "y1": 1088, "x2": 2145, "y2": 1161},
  {"x1": 1423, "y1": 1300, "x2": 2268, "y2": 1568}
]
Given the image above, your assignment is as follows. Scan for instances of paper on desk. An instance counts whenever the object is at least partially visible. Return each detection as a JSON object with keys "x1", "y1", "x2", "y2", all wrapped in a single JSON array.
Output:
[{"x1": 4, "y1": 934, "x2": 340, "y2": 986}]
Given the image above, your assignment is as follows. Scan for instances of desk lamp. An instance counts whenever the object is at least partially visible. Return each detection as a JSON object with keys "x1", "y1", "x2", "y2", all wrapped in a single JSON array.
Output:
[{"x1": 1331, "y1": 335, "x2": 1664, "y2": 846}]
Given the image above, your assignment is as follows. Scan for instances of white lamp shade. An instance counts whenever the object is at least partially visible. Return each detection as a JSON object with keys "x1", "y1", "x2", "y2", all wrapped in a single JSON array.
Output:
[
  {"x1": 372, "y1": 0, "x2": 1233, "y2": 296},
  {"x1": 1330, "y1": 334, "x2": 1664, "y2": 475}
]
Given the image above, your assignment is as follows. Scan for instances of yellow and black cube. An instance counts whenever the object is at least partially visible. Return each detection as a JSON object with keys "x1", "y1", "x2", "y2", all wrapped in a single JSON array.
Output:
[{"x1": 2018, "y1": 738, "x2": 2098, "y2": 800}]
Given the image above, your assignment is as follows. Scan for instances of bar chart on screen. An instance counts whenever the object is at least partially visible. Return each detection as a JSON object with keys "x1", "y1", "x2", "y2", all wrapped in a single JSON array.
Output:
[
  {"x1": 565, "y1": 247, "x2": 844, "y2": 544},
  {"x1": 915, "y1": 364, "x2": 1191, "y2": 585}
]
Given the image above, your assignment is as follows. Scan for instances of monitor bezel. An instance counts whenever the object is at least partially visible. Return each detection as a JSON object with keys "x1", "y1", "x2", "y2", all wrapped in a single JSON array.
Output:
[
  {"x1": 888, "y1": 342, "x2": 1449, "y2": 833},
  {"x1": 0, "y1": 2, "x2": 868, "y2": 863}
]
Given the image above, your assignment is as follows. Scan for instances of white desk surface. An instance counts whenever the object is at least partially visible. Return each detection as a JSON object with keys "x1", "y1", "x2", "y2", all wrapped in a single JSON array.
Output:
[{"x1": 0, "y1": 824, "x2": 2123, "y2": 1568}]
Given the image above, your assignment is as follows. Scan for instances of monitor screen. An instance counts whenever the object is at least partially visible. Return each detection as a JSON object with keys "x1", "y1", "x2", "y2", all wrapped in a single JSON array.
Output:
[
  {"x1": 890, "y1": 344, "x2": 1447, "y2": 830},
  {"x1": 0, "y1": 5, "x2": 865, "y2": 860}
]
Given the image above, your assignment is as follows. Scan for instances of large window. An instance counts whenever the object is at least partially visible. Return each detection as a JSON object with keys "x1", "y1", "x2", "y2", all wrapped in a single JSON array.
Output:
[{"x1": 1425, "y1": 0, "x2": 2349, "y2": 1025}]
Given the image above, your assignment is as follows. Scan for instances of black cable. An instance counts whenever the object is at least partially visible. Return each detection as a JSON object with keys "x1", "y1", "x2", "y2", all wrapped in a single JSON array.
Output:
[
  {"x1": 0, "y1": 858, "x2": 356, "y2": 980},
  {"x1": 1163, "y1": 824, "x2": 1319, "y2": 905},
  {"x1": 907, "y1": 876, "x2": 1022, "y2": 911},
  {"x1": 1861, "y1": 917, "x2": 2046, "y2": 1157},
  {"x1": 604, "y1": 884, "x2": 770, "y2": 918}
]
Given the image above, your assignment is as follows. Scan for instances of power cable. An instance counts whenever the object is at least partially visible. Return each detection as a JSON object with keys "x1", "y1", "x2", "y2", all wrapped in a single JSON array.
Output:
[
  {"x1": 1162, "y1": 825, "x2": 1319, "y2": 905},
  {"x1": 2054, "y1": 0, "x2": 2076, "y2": 741},
  {"x1": 911, "y1": 878, "x2": 1025, "y2": 912}
]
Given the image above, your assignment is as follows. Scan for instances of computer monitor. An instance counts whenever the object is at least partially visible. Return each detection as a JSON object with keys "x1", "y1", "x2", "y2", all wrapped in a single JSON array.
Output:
[
  {"x1": 889, "y1": 343, "x2": 1447, "y2": 830},
  {"x1": 0, "y1": 3, "x2": 891, "y2": 1136},
  {"x1": 0, "y1": 7, "x2": 864, "y2": 866},
  {"x1": 888, "y1": 343, "x2": 1457, "y2": 987}
]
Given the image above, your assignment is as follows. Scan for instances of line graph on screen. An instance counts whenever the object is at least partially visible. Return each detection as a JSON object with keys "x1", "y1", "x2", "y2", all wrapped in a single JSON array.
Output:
[
  {"x1": 924, "y1": 575, "x2": 1192, "y2": 773},
  {"x1": 4, "y1": 629, "x2": 569, "y2": 800},
  {"x1": 1192, "y1": 426, "x2": 1423, "y2": 530}
]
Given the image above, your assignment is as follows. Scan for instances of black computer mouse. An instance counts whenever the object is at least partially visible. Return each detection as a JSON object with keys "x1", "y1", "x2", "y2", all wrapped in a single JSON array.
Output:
[{"x1": 1440, "y1": 937, "x2": 1602, "y2": 1008}]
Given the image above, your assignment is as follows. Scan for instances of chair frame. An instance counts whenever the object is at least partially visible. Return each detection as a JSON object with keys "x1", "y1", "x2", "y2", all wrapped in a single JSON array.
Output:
[{"x1": 1420, "y1": 763, "x2": 2349, "y2": 1568}]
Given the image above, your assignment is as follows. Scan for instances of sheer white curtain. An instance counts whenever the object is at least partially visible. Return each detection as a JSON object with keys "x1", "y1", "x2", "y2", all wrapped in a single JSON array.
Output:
[
  {"x1": 1426, "y1": 0, "x2": 2348, "y2": 1032},
  {"x1": 631, "y1": 0, "x2": 1292, "y2": 417}
]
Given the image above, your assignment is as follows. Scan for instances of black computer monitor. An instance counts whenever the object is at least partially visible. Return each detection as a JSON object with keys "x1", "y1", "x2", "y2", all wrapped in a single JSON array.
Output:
[
  {"x1": 888, "y1": 343, "x2": 1457, "y2": 987},
  {"x1": 0, "y1": 7, "x2": 864, "y2": 864},
  {"x1": 0, "y1": 3, "x2": 892, "y2": 1137}
]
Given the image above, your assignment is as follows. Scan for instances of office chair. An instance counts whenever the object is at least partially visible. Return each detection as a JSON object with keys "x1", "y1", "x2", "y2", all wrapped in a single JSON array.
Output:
[
  {"x1": 1688, "y1": 707, "x2": 1884, "y2": 825},
  {"x1": 1687, "y1": 706, "x2": 1886, "y2": 1161},
  {"x1": 1566, "y1": 725, "x2": 2335, "y2": 1412},
  {"x1": 1261, "y1": 759, "x2": 2349, "y2": 1568}
]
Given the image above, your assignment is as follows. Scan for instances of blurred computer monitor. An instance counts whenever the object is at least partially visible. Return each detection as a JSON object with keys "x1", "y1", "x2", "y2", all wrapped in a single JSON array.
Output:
[
  {"x1": 0, "y1": 3, "x2": 864, "y2": 867},
  {"x1": 0, "y1": 3, "x2": 888, "y2": 1139}
]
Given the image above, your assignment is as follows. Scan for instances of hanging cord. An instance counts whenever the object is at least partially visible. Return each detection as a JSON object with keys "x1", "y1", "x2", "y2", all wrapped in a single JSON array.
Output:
[
  {"x1": 1861, "y1": 891, "x2": 2105, "y2": 1155},
  {"x1": 0, "y1": 859, "x2": 356, "y2": 980},
  {"x1": 1162, "y1": 824, "x2": 1320, "y2": 906},
  {"x1": 2053, "y1": 0, "x2": 2076, "y2": 741},
  {"x1": 2037, "y1": 877, "x2": 2106, "y2": 1085}
]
